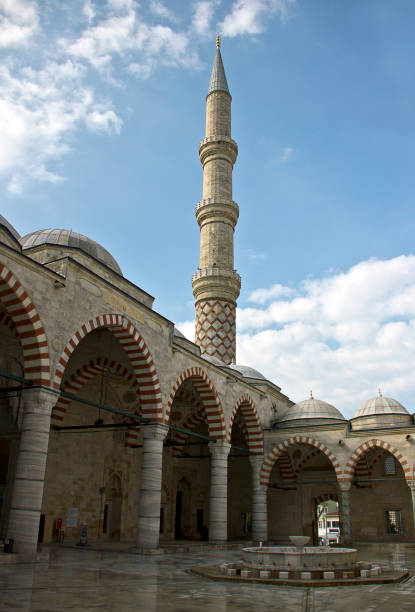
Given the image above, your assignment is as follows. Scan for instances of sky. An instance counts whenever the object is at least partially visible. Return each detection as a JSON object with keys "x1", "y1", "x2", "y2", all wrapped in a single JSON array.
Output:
[{"x1": 1, "y1": 0, "x2": 415, "y2": 417}]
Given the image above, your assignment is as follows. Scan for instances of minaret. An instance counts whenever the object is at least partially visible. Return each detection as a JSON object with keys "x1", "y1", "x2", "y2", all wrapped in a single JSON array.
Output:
[{"x1": 192, "y1": 37, "x2": 241, "y2": 365}]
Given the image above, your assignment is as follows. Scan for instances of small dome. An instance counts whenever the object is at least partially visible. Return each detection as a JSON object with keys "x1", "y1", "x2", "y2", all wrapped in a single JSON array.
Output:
[
  {"x1": 20, "y1": 229, "x2": 122, "y2": 275},
  {"x1": 280, "y1": 395, "x2": 346, "y2": 424},
  {"x1": 353, "y1": 394, "x2": 409, "y2": 418},
  {"x1": 228, "y1": 364, "x2": 267, "y2": 380},
  {"x1": 0, "y1": 215, "x2": 20, "y2": 241}
]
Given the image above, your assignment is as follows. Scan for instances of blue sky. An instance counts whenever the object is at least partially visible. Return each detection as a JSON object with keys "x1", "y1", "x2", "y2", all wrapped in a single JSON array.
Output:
[{"x1": 2, "y1": 0, "x2": 415, "y2": 416}]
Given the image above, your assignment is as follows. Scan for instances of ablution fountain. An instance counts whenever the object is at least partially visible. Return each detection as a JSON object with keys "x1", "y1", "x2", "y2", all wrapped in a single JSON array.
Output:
[{"x1": 190, "y1": 536, "x2": 409, "y2": 585}]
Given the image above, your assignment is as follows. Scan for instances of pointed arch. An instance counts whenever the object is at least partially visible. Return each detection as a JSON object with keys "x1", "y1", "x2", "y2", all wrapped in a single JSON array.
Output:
[
  {"x1": 260, "y1": 436, "x2": 342, "y2": 486},
  {"x1": 53, "y1": 314, "x2": 161, "y2": 421},
  {"x1": 227, "y1": 394, "x2": 263, "y2": 453},
  {"x1": 51, "y1": 356, "x2": 141, "y2": 448},
  {"x1": 315, "y1": 493, "x2": 338, "y2": 506},
  {"x1": 170, "y1": 406, "x2": 205, "y2": 457},
  {"x1": 0, "y1": 311, "x2": 19, "y2": 340},
  {"x1": 166, "y1": 367, "x2": 225, "y2": 440},
  {"x1": 0, "y1": 262, "x2": 50, "y2": 384},
  {"x1": 344, "y1": 439, "x2": 412, "y2": 482}
]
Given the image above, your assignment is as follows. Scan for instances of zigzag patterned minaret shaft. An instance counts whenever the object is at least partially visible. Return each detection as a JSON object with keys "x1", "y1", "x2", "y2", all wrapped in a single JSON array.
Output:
[{"x1": 192, "y1": 38, "x2": 241, "y2": 365}]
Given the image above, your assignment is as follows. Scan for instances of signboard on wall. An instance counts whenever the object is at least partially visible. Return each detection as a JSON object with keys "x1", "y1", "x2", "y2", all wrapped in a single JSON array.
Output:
[{"x1": 67, "y1": 507, "x2": 79, "y2": 527}]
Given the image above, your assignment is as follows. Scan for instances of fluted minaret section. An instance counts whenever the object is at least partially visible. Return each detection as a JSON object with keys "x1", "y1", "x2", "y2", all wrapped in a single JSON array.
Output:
[{"x1": 192, "y1": 40, "x2": 241, "y2": 365}]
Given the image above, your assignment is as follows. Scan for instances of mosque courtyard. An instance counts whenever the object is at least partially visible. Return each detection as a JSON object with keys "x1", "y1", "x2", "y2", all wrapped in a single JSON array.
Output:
[{"x1": 0, "y1": 543, "x2": 414, "y2": 611}]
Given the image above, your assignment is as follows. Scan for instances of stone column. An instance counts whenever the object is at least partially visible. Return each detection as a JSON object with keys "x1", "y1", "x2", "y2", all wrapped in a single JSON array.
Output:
[
  {"x1": 249, "y1": 454, "x2": 268, "y2": 543},
  {"x1": 338, "y1": 482, "x2": 353, "y2": 545},
  {"x1": 208, "y1": 442, "x2": 231, "y2": 541},
  {"x1": 136, "y1": 423, "x2": 168, "y2": 550},
  {"x1": 7, "y1": 387, "x2": 55, "y2": 554},
  {"x1": 407, "y1": 480, "x2": 415, "y2": 533}
]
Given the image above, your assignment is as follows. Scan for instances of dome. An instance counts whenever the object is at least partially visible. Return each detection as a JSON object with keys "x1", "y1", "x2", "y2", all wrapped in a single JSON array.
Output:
[
  {"x1": 0, "y1": 215, "x2": 20, "y2": 241},
  {"x1": 280, "y1": 395, "x2": 346, "y2": 424},
  {"x1": 20, "y1": 229, "x2": 122, "y2": 275},
  {"x1": 353, "y1": 394, "x2": 409, "y2": 418},
  {"x1": 228, "y1": 364, "x2": 267, "y2": 380}
]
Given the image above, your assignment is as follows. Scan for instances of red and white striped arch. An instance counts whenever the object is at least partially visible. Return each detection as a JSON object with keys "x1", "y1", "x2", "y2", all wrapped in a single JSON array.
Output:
[
  {"x1": 51, "y1": 356, "x2": 140, "y2": 422},
  {"x1": 260, "y1": 436, "x2": 342, "y2": 486},
  {"x1": 227, "y1": 394, "x2": 263, "y2": 454},
  {"x1": 53, "y1": 314, "x2": 161, "y2": 421},
  {"x1": 344, "y1": 439, "x2": 412, "y2": 482},
  {"x1": 0, "y1": 262, "x2": 50, "y2": 384},
  {"x1": 51, "y1": 356, "x2": 141, "y2": 447},
  {"x1": 165, "y1": 367, "x2": 225, "y2": 440},
  {"x1": 0, "y1": 311, "x2": 19, "y2": 339},
  {"x1": 170, "y1": 405, "x2": 206, "y2": 457}
]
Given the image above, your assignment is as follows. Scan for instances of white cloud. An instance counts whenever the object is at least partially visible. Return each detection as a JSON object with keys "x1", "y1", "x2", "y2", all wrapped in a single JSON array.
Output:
[
  {"x1": 0, "y1": 0, "x2": 39, "y2": 48},
  {"x1": 274, "y1": 146, "x2": 293, "y2": 163},
  {"x1": 176, "y1": 320, "x2": 195, "y2": 342},
  {"x1": 85, "y1": 107, "x2": 122, "y2": 134},
  {"x1": 150, "y1": 0, "x2": 180, "y2": 24},
  {"x1": 248, "y1": 283, "x2": 295, "y2": 303},
  {"x1": 82, "y1": 1, "x2": 96, "y2": 24},
  {"x1": 247, "y1": 248, "x2": 266, "y2": 261},
  {"x1": 61, "y1": 1, "x2": 200, "y2": 77},
  {"x1": 219, "y1": 0, "x2": 296, "y2": 37},
  {"x1": 191, "y1": 1, "x2": 217, "y2": 36},
  {"x1": 236, "y1": 255, "x2": 415, "y2": 416},
  {"x1": 0, "y1": 60, "x2": 122, "y2": 193}
]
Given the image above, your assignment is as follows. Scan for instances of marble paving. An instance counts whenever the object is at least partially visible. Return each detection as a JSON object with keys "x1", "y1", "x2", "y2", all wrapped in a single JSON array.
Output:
[{"x1": 0, "y1": 543, "x2": 415, "y2": 611}]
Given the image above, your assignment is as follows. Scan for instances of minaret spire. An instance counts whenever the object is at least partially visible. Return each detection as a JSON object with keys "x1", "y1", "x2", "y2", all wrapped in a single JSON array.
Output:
[{"x1": 192, "y1": 41, "x2": 241, "y2": 364}]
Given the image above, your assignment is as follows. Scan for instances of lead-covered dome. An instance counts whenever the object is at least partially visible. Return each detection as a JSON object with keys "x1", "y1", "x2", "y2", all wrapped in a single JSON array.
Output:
[
  {"x1": 20, "y1": 229, "x2": 122, "y2": 275},
  {"x1": 351, "y1": 392, "x2": 411, "y2": 430},
  {"x1": 228, "y1": 364, "x2": 267, "y2": 380},
  {"x1": 354, "y1": 394, "x2": 408, "y2": 418},
  {"x1": 279, "y1": 394, "x2": 346, "y2": 426}
]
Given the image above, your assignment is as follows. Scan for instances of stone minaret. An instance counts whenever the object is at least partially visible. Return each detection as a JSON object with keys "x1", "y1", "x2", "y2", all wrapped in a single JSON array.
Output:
[{"x1": 192, "y1": 37, "x2": 241, "y2": 365}]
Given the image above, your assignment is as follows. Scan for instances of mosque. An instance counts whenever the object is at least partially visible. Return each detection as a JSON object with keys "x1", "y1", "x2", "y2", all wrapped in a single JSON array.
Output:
[{"x1": 1, "y1": 39, "x2": 415, "y2": 555}]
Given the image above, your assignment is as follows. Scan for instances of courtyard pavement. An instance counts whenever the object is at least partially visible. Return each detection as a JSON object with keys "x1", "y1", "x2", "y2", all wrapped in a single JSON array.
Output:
[{"x1": 0, "y1": 542, "x2": 415, "y2": 611}]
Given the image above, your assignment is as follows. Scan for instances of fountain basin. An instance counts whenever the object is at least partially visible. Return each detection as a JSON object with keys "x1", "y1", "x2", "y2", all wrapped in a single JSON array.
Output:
[
  {"x1": 289, "y1": 536, "x2": 310, "y2": 547},
  {"x1": 242, "y1": 546, "x2": 357, "y2": 570}
]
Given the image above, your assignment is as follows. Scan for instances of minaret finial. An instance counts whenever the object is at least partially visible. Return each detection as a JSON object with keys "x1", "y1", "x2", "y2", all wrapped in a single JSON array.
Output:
[{"x1": 216, "y1": 33, "x2": 220, "y2": 48}]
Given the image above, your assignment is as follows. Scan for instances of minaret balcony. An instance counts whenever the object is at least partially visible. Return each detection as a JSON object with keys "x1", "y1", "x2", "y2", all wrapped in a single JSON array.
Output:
[
  {"x1": 192, "y1": 267, "x2": 241, "y2": 302},
  {"x1": 199, "y1": 136, "x2": 238, "y2": 165},
  {"x1": 195, "y1": 198, "x2": 239, "y2": 228}
]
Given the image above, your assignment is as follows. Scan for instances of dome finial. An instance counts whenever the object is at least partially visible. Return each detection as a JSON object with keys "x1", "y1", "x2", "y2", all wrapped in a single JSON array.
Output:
[
  {"x1": 216, "y1": 33, "x2": 221, "y2": 48},
  {"x1": 310, "y1": 389, "x2": 313, "y2": 399},
  {"x1": 378, "y1": 387, "x2": 383, "y2": 398}
]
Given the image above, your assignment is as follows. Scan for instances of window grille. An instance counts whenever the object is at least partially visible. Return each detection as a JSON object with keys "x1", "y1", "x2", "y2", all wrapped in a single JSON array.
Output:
[
  {"x1": 384, "y1": 455, "x2": 396, "y2": 475},
  {"x1": 112, "y1": 430, "x2": 125, "y2": 443},
  {"x1": 385, "y1": 510, "x2": 403, "y2": 534}
]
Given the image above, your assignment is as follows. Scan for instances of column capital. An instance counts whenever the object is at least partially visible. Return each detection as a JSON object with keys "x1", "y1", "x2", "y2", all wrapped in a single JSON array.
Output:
[
  {"x1": 338, "y1": 481, "x2": 352, "y2": 492},
  {"x1": 23, "y1": 386, "x2": 57, "y2": 411},
  {"x1": 249, "y1": 454, "x2": 264, "y2": 471},
  {"x1": 209, "y1": 441, "x2": 231, "y2": 460},
  {"x1": 142, "y1": 423, "x2": 169, "y2": 442}
]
